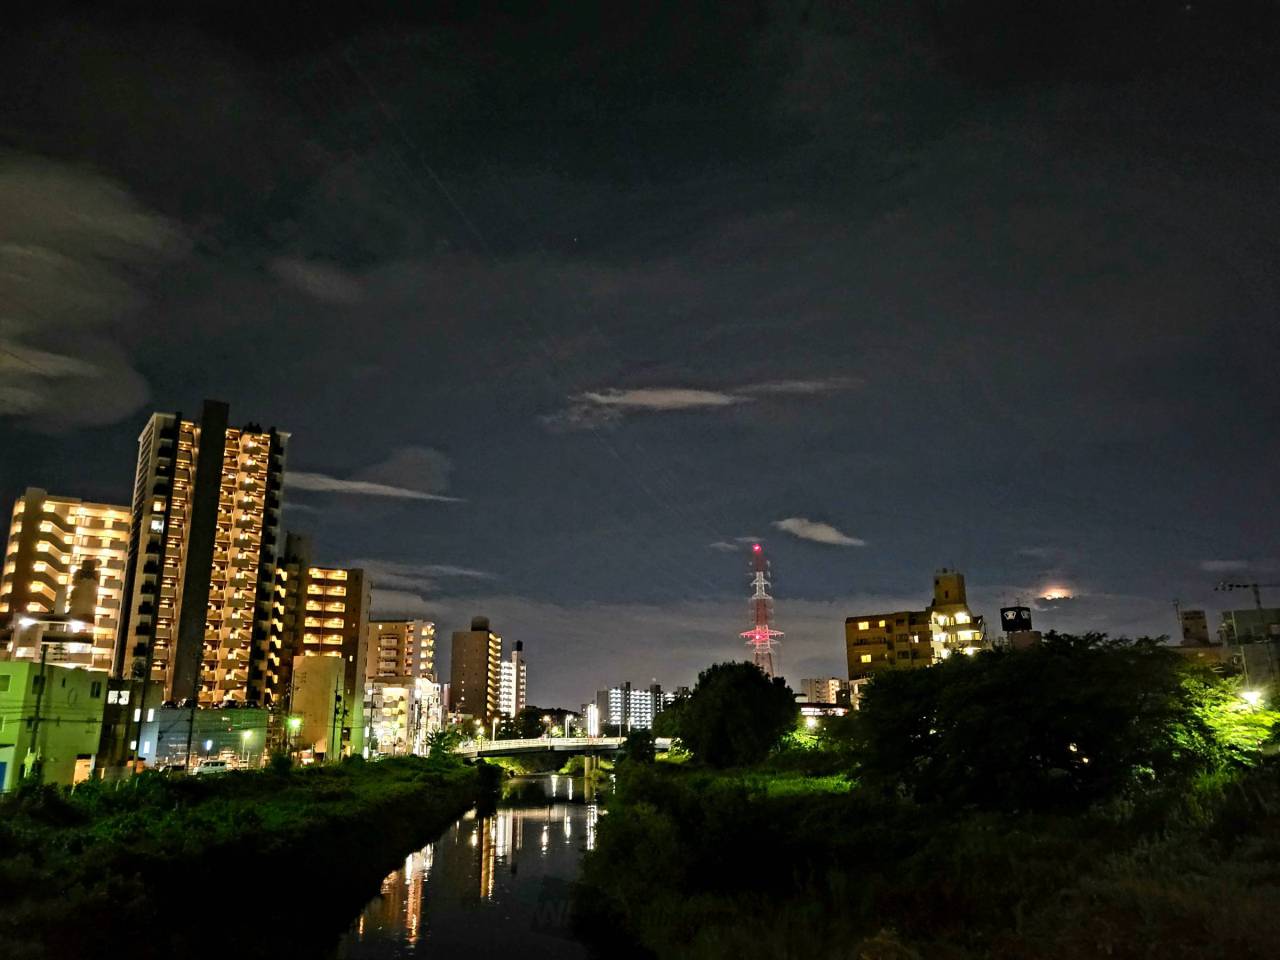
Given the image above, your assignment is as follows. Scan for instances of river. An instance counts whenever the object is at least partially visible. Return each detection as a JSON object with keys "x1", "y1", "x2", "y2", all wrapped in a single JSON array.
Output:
[{"x1": 335, "y1": 774, "x2": 598, "y2": 959}]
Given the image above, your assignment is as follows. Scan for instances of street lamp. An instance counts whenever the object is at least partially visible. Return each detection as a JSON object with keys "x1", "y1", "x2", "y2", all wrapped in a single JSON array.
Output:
[{"x1": 1242, "y1": 690, "x2": 1263, "y2": 708}]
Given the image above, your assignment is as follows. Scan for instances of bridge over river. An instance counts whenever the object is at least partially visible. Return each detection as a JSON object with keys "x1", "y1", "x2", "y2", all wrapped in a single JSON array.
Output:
[{"x1": 455, "y1": 735, "x2": 672, "y2": 759}]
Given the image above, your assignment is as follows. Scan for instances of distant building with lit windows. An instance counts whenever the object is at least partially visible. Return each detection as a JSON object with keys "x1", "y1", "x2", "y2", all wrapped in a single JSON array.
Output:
[
  {"x1": 498, "y1": 639, "x2": 527, "y2": 719},
  {"x1": 593, "y1": 681, "x2": 673, "y2": 733},
  {"x1": 273, "y1": 540, "x2": 369, "y2": 757},
  {"x1": 1, "y1": 488, "x2": 129, "y2": 672},
  {"x1": 366, "y1": 618, "x2": 435, "y2": 681},
  {"x1": 113, "y1": 401, "x2": 288, "y2": 708},
  {"x1": 798, "y1": 677, "x2": 852, "y2": 706},
  {"x1": 450, "y1": 616, "x2": 502, "y2": 723},
  {"x1": 845, "y1": 569, "x2": 986, "y2": 680}
]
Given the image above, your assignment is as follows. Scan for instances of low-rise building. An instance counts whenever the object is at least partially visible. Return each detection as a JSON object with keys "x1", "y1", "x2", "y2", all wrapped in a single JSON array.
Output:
[
  {"x1": 845, "y1": 569, "x2": 986, "y2": 680},
  {"x1": 366, "y1": 676, "x2": 443, "y2": 756},
  {"x1": 136, "y1": 705, "x2": 270, "y2": 768},
  {"x1": 1220, "y1": 608, "x2": 1280, "y2": 644},
  {"x1": 0, "y1": 660, "x2": 107, "y2": 791}
]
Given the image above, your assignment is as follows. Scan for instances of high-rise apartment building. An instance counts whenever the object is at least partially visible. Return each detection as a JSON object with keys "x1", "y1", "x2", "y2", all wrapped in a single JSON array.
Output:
[
  {"x1": 114, "y1": 401, "x2": 288, "y2": 706},
  {"x1": 367, "y1": 619, "x2": 435, "y2": 681},
  {"x1": 498, "y1": 639, "x2": 527, "y2": 719},
  {"x1": 450, "y1": 616, "x2": 502, "y2": 722},
  {"x1": 845, "y1": 569, "x2": 986, "y2": 680},
  {"x1": 1, "y1": 489, "x2": 130, "y2": 671}
]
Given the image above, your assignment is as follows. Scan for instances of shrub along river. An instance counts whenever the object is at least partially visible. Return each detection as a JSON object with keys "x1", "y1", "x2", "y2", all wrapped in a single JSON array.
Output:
[{"x1": 335, "y1": 774, "x2": 598, "y2": 959}]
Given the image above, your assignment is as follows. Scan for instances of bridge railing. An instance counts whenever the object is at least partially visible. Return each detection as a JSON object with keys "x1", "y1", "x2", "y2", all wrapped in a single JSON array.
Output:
[{"x1": 455, "y1": 735, "x2": 672, "y2": 756}]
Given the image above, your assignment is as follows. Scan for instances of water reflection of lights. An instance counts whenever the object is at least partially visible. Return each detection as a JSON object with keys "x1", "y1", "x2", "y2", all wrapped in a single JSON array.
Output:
[{"x1": 586, "y1": 804, "x2": 598, "y2": 852}]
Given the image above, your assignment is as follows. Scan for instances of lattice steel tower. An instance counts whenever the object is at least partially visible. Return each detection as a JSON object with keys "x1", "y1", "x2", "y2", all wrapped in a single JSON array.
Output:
[{"x1": 740, "y1": 543, "x2": 783, "y2": 677}]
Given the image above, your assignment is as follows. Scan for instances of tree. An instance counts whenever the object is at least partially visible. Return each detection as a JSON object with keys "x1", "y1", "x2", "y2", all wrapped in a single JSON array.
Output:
[
  {"x1": 679, "y1": 662, "x2": 798, "y2": 768},
  {"x1": 651, "y1": 695, "x2": 688, "y2": 740},
  {"x1": 851, "y1": 632, "x2": 1269, "y2": 811},
  {"x1": 622, "y1": 728, "x2": 656, "y2": 764},
  {"x1": 513, "y1": 706, "x2": 547, "y2": 739}
]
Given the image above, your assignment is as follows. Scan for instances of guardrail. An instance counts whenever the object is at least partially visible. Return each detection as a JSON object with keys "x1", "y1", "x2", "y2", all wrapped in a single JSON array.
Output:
[{"x1": 455, "y1": 735, "x2": 672, "y2": 757}]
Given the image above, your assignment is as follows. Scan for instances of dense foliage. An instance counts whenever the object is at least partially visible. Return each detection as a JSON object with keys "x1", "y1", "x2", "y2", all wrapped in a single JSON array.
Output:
[
  {"x1": 622, "y1": 728, "x2": 656, "y2": 764},
  {"x1": 0, "y1": 754, "x2": 487, "y2": 960},
  {"x1": 673, "y1": 662, "x2": 798, "y2": 767},
  {"x1": 577, "y1": 635, "x2": 1280, "y2": 958},
  {"x1": 852, "y1": 633, "x2": 1278, "y2": 810}
]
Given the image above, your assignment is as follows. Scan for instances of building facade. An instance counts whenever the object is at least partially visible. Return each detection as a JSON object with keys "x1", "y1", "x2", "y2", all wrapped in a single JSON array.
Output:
[
  {"x1": 366, "y1": 676, "x2": 442, "y2": 757},
  {"x1": 114, "y1": 401, "x2": 288, "y2": 707},
  {"x1": 498, "y1": 639, "x2": 527, "y2": 719},
  {"x1": 799, "y1": 677, "x2": 851, "y2": 706},
  {"x1": 1, "y1": 489, "x2": 129, "y2": 671},
  {"x1": 272, "y1": 548, "x2": 370, "y2": 757},
  {"x1": 0, "y1": 659, "x2": 107, "y2": 791},
  {"x1": 845, "y1": 569, "x2": 986, "y2": 680},
  {"x1": 450, "y1": 616, "x2": 502, "y2": 722},
  {"x1": 366, "y1": 618, "x2": 435, "y2": 681},
  {"x1": 593, "y1": 681, "x2": 672, "y2": 732},
  {"x1": 1220, "y1": 608, "x2": 1280, "y2": 644}
]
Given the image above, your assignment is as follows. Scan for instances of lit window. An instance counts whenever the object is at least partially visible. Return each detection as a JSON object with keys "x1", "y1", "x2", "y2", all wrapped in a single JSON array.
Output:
[
  {"x1": 860, "y1": 654, "x2": 872, "y2": 663},
  {"x1": 857, "y1": 621, "x2": 869, "y2": 630},
  {"x1": 878, "y1": 619, "x2": 886, "y2": 627}
]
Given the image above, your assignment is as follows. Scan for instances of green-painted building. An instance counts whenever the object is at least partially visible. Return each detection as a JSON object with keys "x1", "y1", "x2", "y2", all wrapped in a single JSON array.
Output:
[{"x1": 0, "y1": 661, "x2": 107, "y2": 791}]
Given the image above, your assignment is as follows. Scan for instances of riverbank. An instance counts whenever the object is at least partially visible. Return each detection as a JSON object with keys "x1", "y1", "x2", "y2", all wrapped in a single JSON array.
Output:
[
  {"x1": 575, "y1": 761, "x2": 1280, "y2": 959},
  {"x1": 0, "y1": 754, "x2": 496, "y2": 960}
]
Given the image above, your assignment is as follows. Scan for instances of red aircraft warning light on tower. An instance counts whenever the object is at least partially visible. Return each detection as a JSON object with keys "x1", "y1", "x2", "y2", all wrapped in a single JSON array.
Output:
[{"x1": 740, "y1": 543, "x2": 783, "y2": 678}]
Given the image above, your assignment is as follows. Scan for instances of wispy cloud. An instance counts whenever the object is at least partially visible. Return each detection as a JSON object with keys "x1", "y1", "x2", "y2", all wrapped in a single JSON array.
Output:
[
  {"x1": 545, "y1": 377, "x2": 860, "y2": 430},
  {"x1": 0, "y1": 152, "x2": 185, "y2": 431},
  {"x1": 289, "y1": 471, "x2": 462, "y2": 502},
  {"x1": 708, "y1": 536, "x2": 763, "y2": 552},
  {"x1": 290, "y1": 445, "x2": 460, "y2": 502},
  {"x1": 736, "y1": 376, "x2": 861, "y2": 396},
  {"x1": 370, "y1": 588, "x2": 434, "y2": 617},
  {"x1": 580, "y1": 387, "x2": 740, "y2": 410},
  {"x1": 772, "y1": 517, "x2": 866, "y2": 547},
  {"x1": 1200, "y1": 559, "x2": 1251, "y2": 573},
  {"x1": 356, "y1": 559, "x2": 497, "y2": 616},
  {"x1": 270, "y1": 256, "x2": 363, "y2": 304}
]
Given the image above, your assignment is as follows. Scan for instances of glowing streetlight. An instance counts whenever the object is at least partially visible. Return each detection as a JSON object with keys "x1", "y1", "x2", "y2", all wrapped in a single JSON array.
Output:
[
  {"x1": 805, "y1": 715, "x2": 818, "y2": 730},
  {"x1": 1242, "y1": 690, "x2": 1263, "y2": 708}
]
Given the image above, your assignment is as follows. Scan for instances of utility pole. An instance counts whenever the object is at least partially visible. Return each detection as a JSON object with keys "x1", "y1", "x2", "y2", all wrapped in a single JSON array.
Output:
[{"x1": 27, "y1": 636, "x2": 50, "y2": 785}]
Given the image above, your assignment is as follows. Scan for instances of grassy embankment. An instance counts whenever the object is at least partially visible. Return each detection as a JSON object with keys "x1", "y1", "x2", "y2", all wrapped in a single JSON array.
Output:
[
  {"x1": 576, "y1": 756, "x2": 1280, "y2": 960},
  {"x1": 0, "y1": 754, "x2": 496, "y2": 960}
]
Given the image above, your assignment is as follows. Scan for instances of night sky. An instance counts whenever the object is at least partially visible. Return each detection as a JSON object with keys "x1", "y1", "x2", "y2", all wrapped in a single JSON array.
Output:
[{"x1": 2, "y1": 2, "x2": 1278, "y2": 706}]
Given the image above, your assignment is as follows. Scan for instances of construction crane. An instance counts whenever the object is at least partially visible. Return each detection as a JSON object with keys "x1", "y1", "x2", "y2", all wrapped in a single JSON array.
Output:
[{"x1": 1214, "y1": 581, "x2": 1280, "y2": 610}]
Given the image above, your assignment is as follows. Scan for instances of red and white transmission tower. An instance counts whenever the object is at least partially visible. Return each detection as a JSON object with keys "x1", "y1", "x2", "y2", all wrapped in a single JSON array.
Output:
[{"x1": 740, "y1": 543, "x2": 783, "y2": 678}]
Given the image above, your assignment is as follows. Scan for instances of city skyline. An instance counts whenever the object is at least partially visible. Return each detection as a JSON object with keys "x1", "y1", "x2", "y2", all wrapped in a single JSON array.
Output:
[{"x1": 2, "y1": 6, "x2": 1277, "y2": 707}]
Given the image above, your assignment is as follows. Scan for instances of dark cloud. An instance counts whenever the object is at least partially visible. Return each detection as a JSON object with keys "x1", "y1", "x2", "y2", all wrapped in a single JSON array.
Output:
[
  {"x1": 0, "y1": 3, "x2": 1277, "y2": 699},
  {"x1": 0, "y1": 152, "x2": 184, "y2": 430}
]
